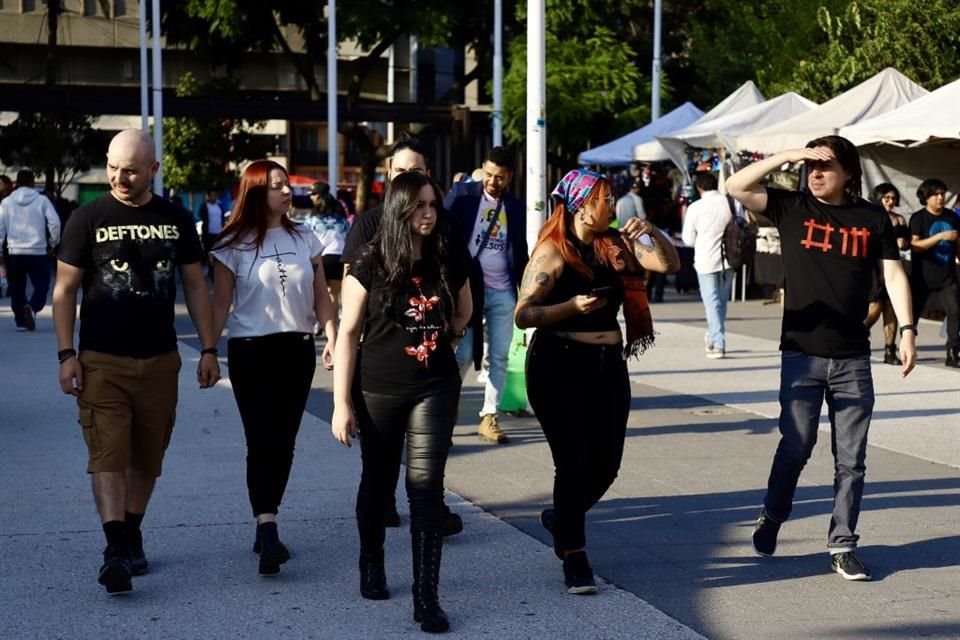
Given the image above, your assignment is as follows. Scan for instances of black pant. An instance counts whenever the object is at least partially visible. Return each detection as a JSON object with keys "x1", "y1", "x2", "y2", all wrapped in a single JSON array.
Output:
[
  {"x1": 911, "y1": 279, "x2": 960, "y2": 351},
  {"x1": 525, "y1": 331, "x2": 631, "y2": 554},
  {"x1": 354, "y1": 388, "x2": 459, "y2": 553},
  {"x1": 227, "y1": 332, "x2": 316, "y2": 517}
]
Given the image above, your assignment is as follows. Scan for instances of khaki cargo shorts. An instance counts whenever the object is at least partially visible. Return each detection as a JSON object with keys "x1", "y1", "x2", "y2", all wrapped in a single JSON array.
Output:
[{"x1": 76, "y1": 350, "x2": 181, "y2": 477}]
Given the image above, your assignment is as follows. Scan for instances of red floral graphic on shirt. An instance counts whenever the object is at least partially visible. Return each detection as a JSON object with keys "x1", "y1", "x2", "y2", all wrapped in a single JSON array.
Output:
[{"x1": 403, "y1": 276, "x2": 442, "y2": 367}]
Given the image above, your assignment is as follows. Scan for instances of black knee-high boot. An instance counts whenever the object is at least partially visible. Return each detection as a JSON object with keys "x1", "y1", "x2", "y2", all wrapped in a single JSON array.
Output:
[
  {"x1": 411, "y1": 530, "x2": 449, "y2": 633},
  {"x1": 357, "y1": 495, "x2": 389, "y2": 600}
]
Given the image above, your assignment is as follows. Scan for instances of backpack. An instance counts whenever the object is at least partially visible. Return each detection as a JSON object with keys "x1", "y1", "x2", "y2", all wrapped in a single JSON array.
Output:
[{"x1": 721, "y1": 195, "x2": 757, "y2": 271}]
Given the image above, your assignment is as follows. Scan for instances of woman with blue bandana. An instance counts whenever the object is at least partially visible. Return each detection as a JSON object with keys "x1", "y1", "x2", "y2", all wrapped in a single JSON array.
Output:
[{"x1": 515, "y1": 169, "x2": 680, "y2": 594}]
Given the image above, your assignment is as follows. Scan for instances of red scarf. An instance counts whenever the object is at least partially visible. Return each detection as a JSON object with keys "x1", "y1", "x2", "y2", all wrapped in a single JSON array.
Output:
[{"x1": 593, "y1": 234, "x2": 655, "y2": 359}]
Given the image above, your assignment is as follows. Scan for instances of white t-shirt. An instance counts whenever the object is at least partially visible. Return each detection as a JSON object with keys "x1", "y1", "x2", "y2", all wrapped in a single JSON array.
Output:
[
  {"x1": 681, "y1": 190, "x2": 733, "y2": 274},
  {"x1": 210, "y1": 225, "x2": 323, "y2": 337},
  {"x1": 206, "y1": 202, "x2": 224, "y2": 234},
  {"x1": 469, "y1": 192, "x2": 511, "y2": 291}
]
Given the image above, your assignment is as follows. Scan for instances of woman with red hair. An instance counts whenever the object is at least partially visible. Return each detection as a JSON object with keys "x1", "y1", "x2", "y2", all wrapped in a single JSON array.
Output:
[
  {"x1": 515, "y1": 169, "x2": 679, "y2": 594},
  {"x1": 210, "y1": 160, "x2": 337, "y2": 576}
]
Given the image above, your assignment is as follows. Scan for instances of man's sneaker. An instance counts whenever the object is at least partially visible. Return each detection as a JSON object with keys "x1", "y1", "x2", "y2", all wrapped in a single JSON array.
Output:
[
  {"x1": 478, "y1": 414, "x2": 508, "y2": 443},
  {"x1": 562, "y1": 551, "x2": 598, "y2": 595},
  {"x1": 831, "y1": 551, "x2": 871, "y2": 581},
  {"x1": 128, "y1": 528, "x2": 149, "y2": 576},
  {"x1": 22, "y1": 305, "x2": 35, "y2": 331},
  {"x1": 706, "y1": 344, "x2": 725, "y2": 359},
  {"x1": 752, "y1": 512, "x2": 781, "y2": 556},
  {"x1": 98, "y1": 546, "x2": 133, "y2": 594},
  {"x1": 704, "y1": 332, "x2": 711, "y2": 353},
  {"x1": 15, "y1": 326, "x2": 27, "y2": 332},
  {"x1": 946, "y1": 349, "x2": 960, "y2": 368}
]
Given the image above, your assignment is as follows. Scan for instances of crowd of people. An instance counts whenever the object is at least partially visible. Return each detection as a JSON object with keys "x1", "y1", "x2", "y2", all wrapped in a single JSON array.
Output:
[{"x1": 0, "y1": 125, "x2": 952, "y2": 633}]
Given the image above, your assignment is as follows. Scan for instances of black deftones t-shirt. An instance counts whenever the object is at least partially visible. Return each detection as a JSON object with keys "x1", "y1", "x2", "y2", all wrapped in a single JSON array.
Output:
[
  {"x1": 764, "y1": 188, "x2": 899, "y2": 358},
  {"x1": 349, "y1": 253, "x2": 467, "y2": 397},
  {"x1": 58, "y1": 193, "x2": 204, "y2": 358}
]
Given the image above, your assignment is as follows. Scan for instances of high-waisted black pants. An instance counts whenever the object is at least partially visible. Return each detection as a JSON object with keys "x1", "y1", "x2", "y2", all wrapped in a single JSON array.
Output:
[
  {"x1": 525, "y1": 330, "x2": 631, "y2": 554},
  {"x1": 354, "y1": 387, "x2": 459, "y2": 553},
  {"x1": 227, "y1": 332, "x2": 316, "y2": 517}
]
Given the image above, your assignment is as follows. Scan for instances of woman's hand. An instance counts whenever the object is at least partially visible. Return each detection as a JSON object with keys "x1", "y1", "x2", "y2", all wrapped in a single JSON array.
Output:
[
  {"x1": 332, "y1": 404, "x2": 358, "y2": 447},
  {"x1": 619, "y1": 217, "x2": 655, "y2": 241},
  {"x1": 569, "y1": 294, "x2": 606, "y2": 314},
  {"x1": 320, "y1": 340, "x2": 335, "y2": 370}
]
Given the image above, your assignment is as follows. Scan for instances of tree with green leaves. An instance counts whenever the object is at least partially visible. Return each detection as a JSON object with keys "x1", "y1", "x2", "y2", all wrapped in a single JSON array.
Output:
[
  {"x1": 162, "y1": 72, "x2": 265, "y2": 198},
  {"x1": 770, "y1": 0, "x2": 960, "y2": 102},
  {"x1": 0, "y1": 113, "x2": 100, "y2": 196}
]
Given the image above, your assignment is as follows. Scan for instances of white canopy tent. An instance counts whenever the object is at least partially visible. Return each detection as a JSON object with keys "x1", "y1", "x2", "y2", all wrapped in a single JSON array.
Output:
[
  {"x1": 633, "y1": 80, "x2": 765, "y2": 162},
  {"x1": 656, "y1": 92, "x2": 817, "y2": 181},
  {"x1": 733, "y1": 67, "x2": 928, "y2": 154},
  {"x1": 840, "y1": 78, "x2": 960, "y2": 213}
]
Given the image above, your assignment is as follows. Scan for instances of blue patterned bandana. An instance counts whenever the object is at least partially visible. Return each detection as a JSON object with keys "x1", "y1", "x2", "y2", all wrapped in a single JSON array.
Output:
[{"x1": 550, "y1": 169, "x2": 605, "y2": 214}]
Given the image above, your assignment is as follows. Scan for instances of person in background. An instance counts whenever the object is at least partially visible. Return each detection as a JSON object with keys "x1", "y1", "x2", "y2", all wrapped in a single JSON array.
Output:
[
  {"x1": 210, "y1": 160, "x2": 337, "y2": 576},
  {"x1": 681, "y1": 171, "x2": 735, "y2": 359},
  {"x1": 0, "y1": 175, "x2": 13, "y2": 202},
  {"x1": 613, "y1": 179, "x2": 646, "y2": 230},
  {"x1": 0, "y1": 169, "x2": 61, "y2": 331},
  {"x1": 726, "y1": 135, "x2": 916, "y2": 582},
  {"x1": 515, "y1": 169, "x2": 679, "y2": 595},
  {"x1": 199, "y1": 189, "x2": 227, "y2": 256},
  {"x1": 332, "y1": 171, "x2": 472, "y2": 632},
  {"x1": 447, "y1": 147, "x2": 528, "y2": 444},
  {"x1": 304, "y1": 181, "x2": 351, "y2": 321},
  {"x1": 908, "y1": 178, "x2": 960, "y2": 368},
  {"x1": 865, "y1": 183, "x2": 910, "y2": 365}
]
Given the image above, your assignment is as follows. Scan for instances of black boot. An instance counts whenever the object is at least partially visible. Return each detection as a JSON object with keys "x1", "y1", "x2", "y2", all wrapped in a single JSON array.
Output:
[
  {"x1": 256, "y1": 522, "x2": 290, "y2": 576},
  {"x1": 359, "y1": 551, "x2": 389, "y2": 600},
  {"x1": 411, "y1": 530, "x2": 449, "y2": 633},
  {"x1": 946, "y1": 349, "x2": 960, "y2": 368},
  {"x1": 883, "y1": 343, "x2": 902, "y2": 365}
]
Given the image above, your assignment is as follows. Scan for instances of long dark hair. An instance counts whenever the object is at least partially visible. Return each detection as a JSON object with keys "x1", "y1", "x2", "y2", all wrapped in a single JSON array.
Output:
[
  {"x1": 214, "y1": 160, "x2": 299, "y2": 251},
  {"x1": 805, "y1": 135, "x2": 863, "y2": 204},
  {"x1": 358, "y1": 171, "x2": 454, "y2": 323},
  {"x1": 870, "y1": 182, "x2": 900, "y2": 207}
]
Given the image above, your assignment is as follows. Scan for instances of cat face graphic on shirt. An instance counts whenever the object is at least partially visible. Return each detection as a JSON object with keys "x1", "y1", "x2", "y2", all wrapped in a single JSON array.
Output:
[{"x1": 92, "y1": 239, "x2": 177, "y2": 301}]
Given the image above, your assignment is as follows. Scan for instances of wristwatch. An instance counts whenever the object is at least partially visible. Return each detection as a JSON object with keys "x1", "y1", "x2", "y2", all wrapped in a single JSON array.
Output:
[
  {"x1": 58, "y1": 348, "x2": 77, "y2": 363},
  {"x1": 200, "y1": 347, "x2": 219, "y2": 357},
  {"x1": 898, "y1": 324, "x2": 917, "y2": 337}
]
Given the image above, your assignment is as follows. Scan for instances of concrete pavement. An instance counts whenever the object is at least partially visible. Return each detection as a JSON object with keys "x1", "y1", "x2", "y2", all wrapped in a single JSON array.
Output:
[{"x1": 1, "y1": 288, "x2": 958, "y2": 639}]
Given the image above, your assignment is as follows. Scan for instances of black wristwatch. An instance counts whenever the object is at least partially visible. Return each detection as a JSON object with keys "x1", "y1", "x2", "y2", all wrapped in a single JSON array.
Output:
[
  {"x1": 200, "y1": 347, "x2": 219, "y2": 357},
  {"x1": 898, "y1": 324, "x2": 917, "y2": 337},
  {"x1": 58, "y1": 348, "x2": 77, "y2": 363}
]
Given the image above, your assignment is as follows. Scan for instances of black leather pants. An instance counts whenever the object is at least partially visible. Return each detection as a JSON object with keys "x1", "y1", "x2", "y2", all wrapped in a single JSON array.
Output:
[{"x1": 354, "y1": 388, "x2": 459, "y2": 552}]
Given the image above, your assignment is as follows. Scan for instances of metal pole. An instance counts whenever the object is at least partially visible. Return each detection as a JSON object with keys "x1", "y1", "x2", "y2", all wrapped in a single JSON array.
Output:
[
  {"x1": 409, "y1": 35, "x2": 418, "y2": 102},
  {"x1": 651, "y1": 0, "x2": 662, "y2": 120},
  {"x1": 387, "y1": 43, "x2": 395, "y2": 144},
  {"x1": 327, "y1": 0, "x2": 338, "y2": 187},
  {"x1": 492, "y1": 0, "x2": 503, "y2": 146},
  {"x1": 525, "y1": 0, "x2": 546, "y2": 255},
  {"x1": 139, "y1": 0, "x2": 148, "y2": 130},
  {"x1": 150, "y1": 0, "x2": 163, "y2": 194}
]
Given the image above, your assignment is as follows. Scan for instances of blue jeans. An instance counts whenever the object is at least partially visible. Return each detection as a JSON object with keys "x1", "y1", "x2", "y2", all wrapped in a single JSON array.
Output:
[
  {"x1": 456, "y1": 287, "x2": 516, "y2": 416},
  {"x1": 7, "y1": 254, "x2": 51, "y2": 327},
  {"x1": 763, "y1": 351, "x2": 874, "y2": 552},
  {"x1": 697, "y1": 269, "x2": 735, "y2": 349}
]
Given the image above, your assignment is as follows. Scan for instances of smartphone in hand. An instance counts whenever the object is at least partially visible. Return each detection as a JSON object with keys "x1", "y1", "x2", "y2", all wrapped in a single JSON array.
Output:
[{"x1": 589, "y1": 285, "x2": 615, "y2": 297}]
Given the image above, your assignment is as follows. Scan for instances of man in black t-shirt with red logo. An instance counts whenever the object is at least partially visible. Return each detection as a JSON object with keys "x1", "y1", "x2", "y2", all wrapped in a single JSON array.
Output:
[
  {"x1": 727, "y1": 135, "x2": 916, "y2": 582},
  {"x1": 53, "y1": 129, "x2": 221, "y2": 595}
]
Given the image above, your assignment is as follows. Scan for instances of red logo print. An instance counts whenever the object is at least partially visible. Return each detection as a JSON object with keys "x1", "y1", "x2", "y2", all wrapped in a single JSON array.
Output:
[
  {"x1": 403, "y1": 276, "x2": 441, "y2": 367},
  {"x1": 800, "y1": 219, "x2": 871, "y2": 258}
]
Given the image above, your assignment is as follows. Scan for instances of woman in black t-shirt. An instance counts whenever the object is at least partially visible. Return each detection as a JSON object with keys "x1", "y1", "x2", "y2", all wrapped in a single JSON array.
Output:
[
  {"x1": 865, "y1": 183, "x2": 910, "y2": 365},
  {"x1": 332, "y1": 172, "x2": 471, "y2": 633}
]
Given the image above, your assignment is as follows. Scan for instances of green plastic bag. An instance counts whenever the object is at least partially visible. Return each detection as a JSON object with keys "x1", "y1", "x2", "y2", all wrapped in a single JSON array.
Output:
[{"x1": 498, "y1": 327, "x2": 528, "y2": 412}]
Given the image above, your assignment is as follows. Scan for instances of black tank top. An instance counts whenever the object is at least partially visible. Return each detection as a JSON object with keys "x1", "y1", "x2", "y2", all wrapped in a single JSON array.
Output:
[{"x1": 543, "y1": 240, "x2": 623, "y2": 332}]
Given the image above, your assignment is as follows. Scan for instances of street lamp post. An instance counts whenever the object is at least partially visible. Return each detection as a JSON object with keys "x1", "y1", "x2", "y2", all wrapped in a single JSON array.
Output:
[
  {"x1": 493, "y1": 0, "x2": 503, "y2": 147},
  {"x1": 151, "y1": 0, "x2": 164, "y2": 194},
  {"x1": 327, "y1": 0, "x2": 338, "y2": 187},
  {"x1": 651, "y1": 0, "x2": 662, "y2": 121}
]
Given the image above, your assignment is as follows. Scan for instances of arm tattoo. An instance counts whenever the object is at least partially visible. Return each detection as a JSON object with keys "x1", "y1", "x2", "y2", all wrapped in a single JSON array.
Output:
[
  {"x1": 517, "y1": 306, "x2": 546, "y2": 325},
  {"x1": 535, "y1": 272, "x2": 549, "y2": 286}
]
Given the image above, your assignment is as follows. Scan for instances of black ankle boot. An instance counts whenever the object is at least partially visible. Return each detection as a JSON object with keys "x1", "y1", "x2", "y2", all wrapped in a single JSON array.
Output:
[
  {"x1": 411, "y1": 530, "x2": 449, "y2": 633},
  {"x1": 883, "y1": 344, "x2": 902, "y2": 365},
  {"x1": 359, "y1": 551, "x2": 389, "y2": 600},
  {"x1": 256, "y1": 522, "x2": 289, "y2": 576},
  {"x1": 946, "y1": 349, "x2": 960, "y2": 368}
]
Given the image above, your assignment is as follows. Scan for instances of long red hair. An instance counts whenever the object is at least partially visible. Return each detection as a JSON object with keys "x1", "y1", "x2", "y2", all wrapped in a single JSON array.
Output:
[
  {"x1": 214, "y1": 160, "x2": 298, "y2": 250},
  {"x1": 535, "y1": 178, "x2": 614, "y2": 279}
]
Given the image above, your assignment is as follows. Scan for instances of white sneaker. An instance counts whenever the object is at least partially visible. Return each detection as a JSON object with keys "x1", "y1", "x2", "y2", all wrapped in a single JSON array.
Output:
[
  {"x1": 706, "y1": 344, "x2": 725, "y2": 359},
  {"x1": 704, "y1": 332, "x2": 711, "y2": 353}
]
